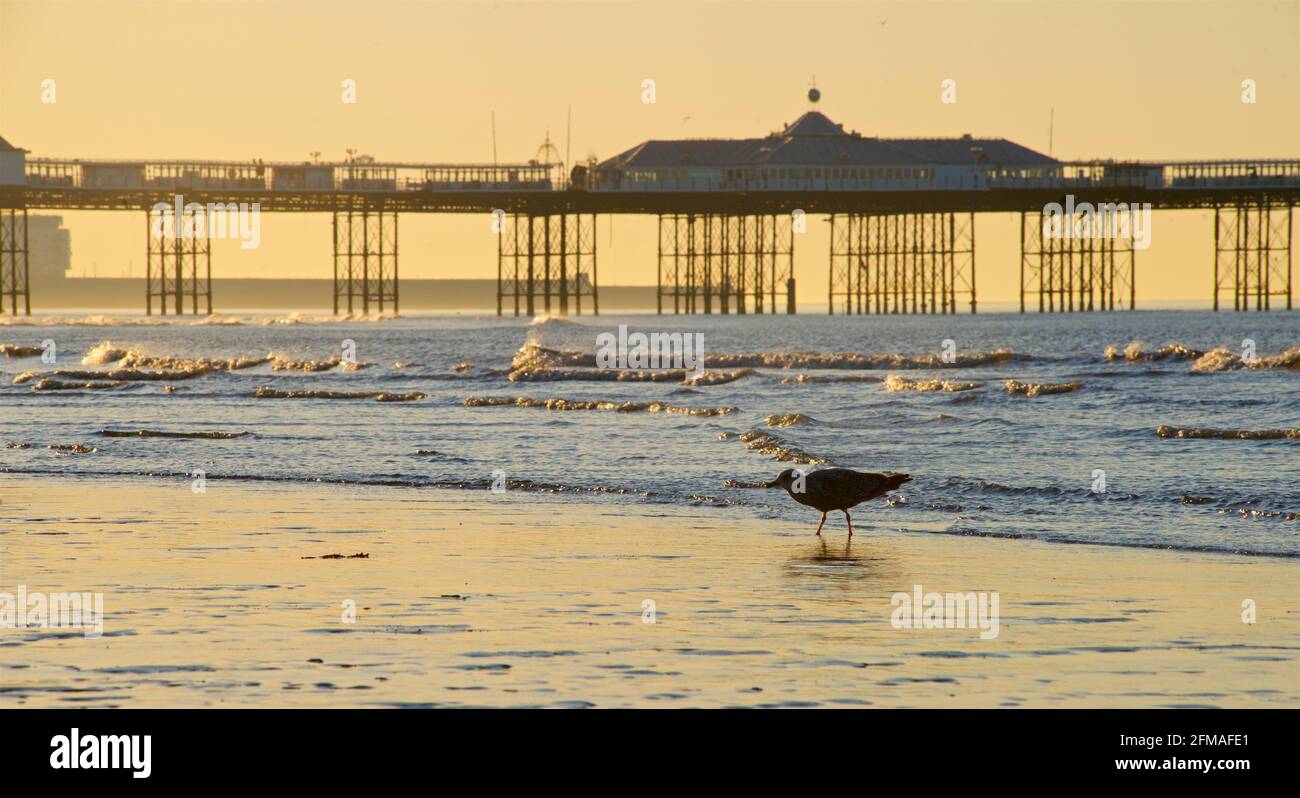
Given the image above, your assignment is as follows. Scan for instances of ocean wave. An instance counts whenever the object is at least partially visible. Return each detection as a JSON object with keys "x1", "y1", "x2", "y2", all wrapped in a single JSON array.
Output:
[
  {"x1": 412, "y1": 449, "x2": 470, "y2": 463},
  {"x1": 262, "y1": 311, "x2": 397, "y2": 325},
  {"x1": 883, "y1": 375, "x2": 981, "y2": 392},
  {"x1": 938, "y1": 476, "x2": 1133, "y2": 500},
  {"x1": 0, "y1": 344, "x2": 44, "y2": 358},
  {"x1": 1005, "y1": 380, "x2": 1082, "y2": 397},
  {"x1": 15, "y1": 367, "x2": 201, "y2": 384},
  {"x1": 125, "y1": 351, "x2": 270, "y2": 373},
  {"x1": 509, "y1": 366, "x2": 684, "y2": 383},
  {"x1": 96, "y1": 429, "x2": 250, "y2": 439},
  {"x1": 723, "y1": 478, "x2": 771, "y2": 488},
  {"x1": 735, "y1": 430, "x2": 832, "y2": 465},
  {"x1": 1156, "y1": 425, "x2": 1300, "y2": 440},
  {"x1": 31, "y1": 378, "x2": 127, "y2": 391},
  {"x1": 463, "y1": 395, "x2": 735, "y2": 416},
  {"x1": 269, "y1": 353, "x2": 343, "y2": 372},
  {"x1": 1191, "y1": 346, "x2": 1300, "y2": 373},
  {"x1": 511, "y1": 342, "x2": 589, "y2": 370},
  {"x1": 82, "y1": 341, "x2": 128, "y2": 364},
  {"x1": 512, "y1": 341, "x2": 1024, "y2": 372},
  {"x1": 530, "y1": 314, "x2": 578, "y2": 326},
  {"x1": 1, "y1": 315, "x2": 178, "y2": 328},
  {"x1": 1105, "y1": 341, "x2": 1203, "y2": 362},
  {"x1": 508, "y1": 364, "x2": 754, "y2": 385},
  {"x1": 778, "y1": 373, "x2": 882, "y2": 384},
  {"x1": 80, "y1": 341, "x2": 390, "y2": 375},
  {"x1": 253, "y1": 387, "x2": 426, "y2": 402},
  {"x1": 83, "y1": 341, "x2": 271, "y2": 375},
  {"x1": 1219, "y1": 508, "x2": 1300, "y2": 521},
  {"x1": 685, "y1": 369, "x2": 755, "y2": 386},
  {"x1": 48, "y1": 443, "x2": 97, "y2": 454},
  {"x1": 765, "y1": 413, "x2": 818, "y2": 428},
  {"x1": 709, "y1": 349, "x2": 1023, "y2": 370},
  {"x1": 1104, "y1": 341, "x2": 1300, "y2": 372}
]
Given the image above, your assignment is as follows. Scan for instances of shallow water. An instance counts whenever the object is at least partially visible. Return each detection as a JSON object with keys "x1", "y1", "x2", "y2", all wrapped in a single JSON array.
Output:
[
  {"x1": 2, "y1": 310, "x2": 1297, "y2": 557},
  {"x1": 2, "y1": 477, "x2": 1294, "y2": 708}
]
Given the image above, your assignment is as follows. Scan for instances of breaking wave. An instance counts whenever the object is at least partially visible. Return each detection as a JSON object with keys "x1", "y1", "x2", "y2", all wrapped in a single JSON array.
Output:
[
  {"x1": 82, "y1": 341, "x2": 128, "y2": 364},
  {"x1": 734, "y1": 430, "x2": 832, "y2": 465},
  {"x1": 253, "y1": 387, "x2": 426, "y2": 402},
  {"x1": 1105, "y1": 341, "x2": 1203, "y2": 362},
  {"x1": 77, "y1": 341, "x2": 397, "y2": 376},
  {"x1": 30, "y1": 378, "x2": 127, "y2": 391},
  {"x1": 512, "y1": 342, "x2": 1024, "y2": 372},
  {"x1": 82, "y1": 341, "x2": 270, "y2": 375},
  {"x1": 765, "y1": 413, "x2": 818, "y2": 427},
  {"x1": 509, "y1": 365, "x2": 753, "y2": 385},
  {"x1": 1106, "y1": 341, "x2": 1300, "y2": 372},
  {"x1": 706, "y1": 349, "x2": 1023, "y2": 370},
  {"x1": 463, "y1": 396, "x2": 735, "y2": 416},
  {"x1": 883, "y1": 375, "x2": 982, "y2": 392},
  {"x1": 16, "y1": 368, "x2": 202, "y2": 384},
  {"x1": 47, "y1": 443, "x2": 97, "y2": 454},
  {"x1": 778, "y1": 373, "x2": 882, "y2": 384},
  {"x1": 269, "y1": 353, "x2": 342, "y2": 372},
  {"x1": 1190, "y1": 346, "x2": 1300, "y2": 373},
  {"x1": 1005, "y1": 380, "x2": 1082, "y2": 397},
  {"x1": 0, "y1": 344, "x2": 44, "y2": 358}
]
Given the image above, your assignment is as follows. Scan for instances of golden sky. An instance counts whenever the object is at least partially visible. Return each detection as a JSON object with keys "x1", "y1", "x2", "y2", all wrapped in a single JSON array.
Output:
[{"x1": 2, "y1": 0, "x2": 1297, "y2": 304}]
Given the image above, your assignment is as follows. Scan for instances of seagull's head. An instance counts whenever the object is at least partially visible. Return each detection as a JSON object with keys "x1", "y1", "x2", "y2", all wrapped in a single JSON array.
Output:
[{"x1": 765, "y1": 468, "x2": 800, "y2": 490}]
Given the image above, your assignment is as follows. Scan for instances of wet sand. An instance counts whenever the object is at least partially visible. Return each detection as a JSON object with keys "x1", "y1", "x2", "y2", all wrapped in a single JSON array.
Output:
[{"x1": 1, "y1": 475, "x2": 1296, "y2": 708}]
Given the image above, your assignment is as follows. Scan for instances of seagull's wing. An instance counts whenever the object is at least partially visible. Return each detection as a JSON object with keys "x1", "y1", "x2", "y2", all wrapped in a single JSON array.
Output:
[{"x1": 812, "y1": 468, "x2": 910, "y2": 505}]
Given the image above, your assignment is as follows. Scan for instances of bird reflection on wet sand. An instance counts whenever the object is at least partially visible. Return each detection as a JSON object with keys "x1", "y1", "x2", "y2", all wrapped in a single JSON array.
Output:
[{"x1": 784, "y1": 536, "x2": 894, "y2": 585}]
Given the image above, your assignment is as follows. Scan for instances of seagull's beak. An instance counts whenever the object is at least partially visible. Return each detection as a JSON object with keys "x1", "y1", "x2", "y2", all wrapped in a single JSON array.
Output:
[{"x1": 762, "y1": 479, "x2": 781, "y2": 489}]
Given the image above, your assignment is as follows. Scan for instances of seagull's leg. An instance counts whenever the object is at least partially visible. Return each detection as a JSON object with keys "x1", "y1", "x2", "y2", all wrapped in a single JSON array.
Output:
[
  {"x1": 815, "y1": 512, "x2": 827, "y2": 536},
  {"x1": 844, "y1": 510, "x2": 853, "y2": 537}
]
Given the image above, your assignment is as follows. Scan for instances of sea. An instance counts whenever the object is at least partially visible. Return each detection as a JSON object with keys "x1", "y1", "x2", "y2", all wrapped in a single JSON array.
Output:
[{"x1": 2, "y1": 309, "x2": 1297, "y2": 558}]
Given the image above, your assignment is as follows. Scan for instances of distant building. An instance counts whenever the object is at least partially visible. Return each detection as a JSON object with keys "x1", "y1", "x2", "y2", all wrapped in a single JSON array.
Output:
[
  {"x1": 0, "y1": 134, "x2": 25, "y2": 185},
  {"x1": 27, "y1": 215, "x2": 72, "y2": 282}
]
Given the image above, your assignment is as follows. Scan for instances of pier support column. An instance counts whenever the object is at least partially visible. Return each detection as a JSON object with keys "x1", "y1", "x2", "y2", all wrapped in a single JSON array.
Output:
[
  {"x1": 831, "y1": 212, "x2": 973, "y2": 314},
  {"x1": 657, "y1": 213, "x2": 794, "y2": 314},
  {"x1": 498, "y1": 213, "x2": 597, "y2": 317},
  {"x1": 0, "y1": 208, "x2": 30, "y2": 316},
  {"x1": 1214, "y1": 203, "x2": 1292, "y2": 311},
  {"x1": 147, "y1": 204, "x2": 211, "y2": 315},
  {"x1": 332, "y1": 206, "x2": 398, "y2": 317},
  {"x1": 1020, "y1": 210, "x2": 1133, "y2": 312}
]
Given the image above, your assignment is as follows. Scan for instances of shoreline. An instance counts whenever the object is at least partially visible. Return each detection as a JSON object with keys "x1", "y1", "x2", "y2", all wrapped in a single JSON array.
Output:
[
  {"x1": 3, "y1": 469, "x2": 1293, "y2": 562},
  {"x1": 2, "y1": 474, "x2": 1295, "y2": 708}
]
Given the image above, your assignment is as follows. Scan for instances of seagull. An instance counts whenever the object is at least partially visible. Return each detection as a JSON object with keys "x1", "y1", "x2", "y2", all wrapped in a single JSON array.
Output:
[{"x1": 766, "y1": 467, "x2": 911, "y2": 536}]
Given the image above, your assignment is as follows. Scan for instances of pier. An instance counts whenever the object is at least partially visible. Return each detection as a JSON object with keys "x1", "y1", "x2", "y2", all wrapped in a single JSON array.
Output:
[{"x1": 0, "y1": 106, "x2": 1296, "y2": 316}]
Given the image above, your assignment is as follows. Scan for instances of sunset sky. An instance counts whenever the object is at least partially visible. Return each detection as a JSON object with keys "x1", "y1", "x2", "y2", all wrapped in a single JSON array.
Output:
[{"x1": 2, "y1": 0, "x2": 1296, "y2": 305}]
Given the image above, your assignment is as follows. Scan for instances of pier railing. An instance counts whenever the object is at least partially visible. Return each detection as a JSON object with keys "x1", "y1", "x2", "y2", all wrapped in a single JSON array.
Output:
[
  {"x1": 22, "y1": 157, "x2": 1300, "y2": 196},
  {"x1": 23, "y1": 159, "x2": 559, "y2": 193}
]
